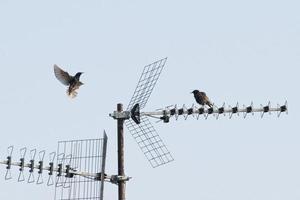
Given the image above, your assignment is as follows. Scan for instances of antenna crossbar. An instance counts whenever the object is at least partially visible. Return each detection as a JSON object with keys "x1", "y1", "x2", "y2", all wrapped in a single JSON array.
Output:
[
  {"x1": 142, "y1": 103, "x2": 286, "y2": 116},
  {"x1": 138, "y1": 101, "x2": 288, "y2": 122}
]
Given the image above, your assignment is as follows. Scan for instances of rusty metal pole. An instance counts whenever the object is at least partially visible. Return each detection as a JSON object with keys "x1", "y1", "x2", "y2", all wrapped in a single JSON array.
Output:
[{"x1": 117, "y1": 103, "x2": 125, "y2": 200}]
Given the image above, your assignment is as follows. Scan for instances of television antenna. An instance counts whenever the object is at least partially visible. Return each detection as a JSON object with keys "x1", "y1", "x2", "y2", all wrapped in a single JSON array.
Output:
[
  {"x1": 0, "y1": 131, "x2": 129, "y2": 200},
  {"x1": 109, "y1": 57, "x2": 288, "y2": 200}
]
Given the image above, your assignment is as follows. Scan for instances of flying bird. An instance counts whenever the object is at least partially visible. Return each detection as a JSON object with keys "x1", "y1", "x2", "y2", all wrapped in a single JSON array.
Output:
[
  {"x1": 54, "y1": 64, "x2": 84, "y2": 98},
  {"x1": 191, "y1": 90, "x2": 213, "y2": 108}
]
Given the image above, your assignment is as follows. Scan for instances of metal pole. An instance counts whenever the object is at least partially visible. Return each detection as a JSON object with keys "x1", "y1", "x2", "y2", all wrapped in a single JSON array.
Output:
[{"x1": 117, "y1": 103, "x2": 126, "y2": 200}]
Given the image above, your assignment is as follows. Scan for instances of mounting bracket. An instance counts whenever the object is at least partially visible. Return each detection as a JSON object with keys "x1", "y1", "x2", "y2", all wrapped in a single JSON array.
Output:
[
  {"x1": 109, "y1": 175, "x2": 131, "y2": 185},
  {"x1": 109, "y1": 111, "x2": 131, "y2": 120}
]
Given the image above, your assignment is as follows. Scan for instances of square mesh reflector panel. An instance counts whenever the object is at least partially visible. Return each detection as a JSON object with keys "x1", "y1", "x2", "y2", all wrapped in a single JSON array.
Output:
[
  {"x1": 54, "y1": 136, "x2": 106, "y2": 200},
  {"x1": 125, "y1": 116, "x2": 174, "y2": 168},
  {"x1": 127, "y1": 57, "x2": 167, "y2": 111}
]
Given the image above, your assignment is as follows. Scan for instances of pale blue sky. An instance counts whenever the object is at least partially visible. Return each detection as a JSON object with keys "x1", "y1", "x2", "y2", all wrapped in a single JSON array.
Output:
[{"x1": 0, "y1": 0, "x2": 299, "y2": 200}]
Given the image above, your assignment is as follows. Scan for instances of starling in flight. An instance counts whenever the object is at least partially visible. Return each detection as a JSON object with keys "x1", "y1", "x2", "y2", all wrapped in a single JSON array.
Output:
[
  {"x1": 191, "y1": 90, "x2": 213, "y2": 108},
  {"x1": 54, "y1": 64, "x2": 84, "y2": 98}
]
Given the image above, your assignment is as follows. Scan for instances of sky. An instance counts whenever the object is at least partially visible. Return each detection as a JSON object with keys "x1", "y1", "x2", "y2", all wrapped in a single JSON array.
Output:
[{"x1": 0, "y1": 0, "x2": 299, "y2": 199}]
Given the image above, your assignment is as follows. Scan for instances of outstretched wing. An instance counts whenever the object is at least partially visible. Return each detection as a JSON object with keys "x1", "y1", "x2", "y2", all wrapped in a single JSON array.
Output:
[{"x1": 54, "y1": 64, "x2": 72, "y2": 86}]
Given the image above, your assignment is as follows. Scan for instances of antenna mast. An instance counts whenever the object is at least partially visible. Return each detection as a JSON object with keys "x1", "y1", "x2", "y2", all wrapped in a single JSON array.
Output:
[{"x1": 117, "y1": 103, "x2": 126, "y2": 200}]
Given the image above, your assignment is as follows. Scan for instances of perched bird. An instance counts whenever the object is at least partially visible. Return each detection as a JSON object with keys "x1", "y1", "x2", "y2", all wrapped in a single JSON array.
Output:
[
  {"x1": 54, "y1": 64, "x2": 84, "y2": 98},
  {"x1": 191, "y1": 90, "x2": 213, "y2": 108}
]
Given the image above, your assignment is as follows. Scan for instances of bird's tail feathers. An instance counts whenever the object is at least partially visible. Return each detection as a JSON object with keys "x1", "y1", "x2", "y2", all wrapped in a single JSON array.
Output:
[
  {"x1": 67, "y1": 89, "x2": 78, "y2": 98},
  {"x1": 66, "y1": 82, "x2": 83, "y2": 98}
]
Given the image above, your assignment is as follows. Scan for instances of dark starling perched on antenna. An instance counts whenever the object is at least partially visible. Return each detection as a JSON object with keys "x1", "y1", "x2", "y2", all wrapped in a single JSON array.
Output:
[
  {"x1": 191, "y1": 90, "x2": 213, "y2": 108},
  {"x1": 54, "y1": 64, "x2": 84, "y2": 98}
]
